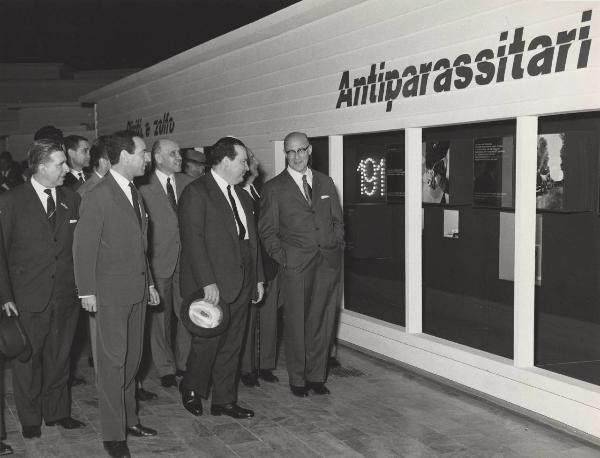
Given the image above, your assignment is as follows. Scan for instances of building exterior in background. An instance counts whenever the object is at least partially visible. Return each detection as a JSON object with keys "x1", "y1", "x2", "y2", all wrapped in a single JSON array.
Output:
[
  {"x1": 82, "y1": 0, "x2": 600, "y2": 441},
  {"x1": 0, "y1": 63, "x2": 137, "y2": 160}
]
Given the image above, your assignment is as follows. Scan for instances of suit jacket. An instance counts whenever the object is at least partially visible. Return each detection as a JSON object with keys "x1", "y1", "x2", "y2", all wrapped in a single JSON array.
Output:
[
  {"x1": 139, "y1": 172, "x2": 193, "y2": 279},
  {"x1": 76, "y1": 172, "x2": 102, "y2": 197},
  {"x1": 73, "y1": 173, "x2": 153, "y2": 306},
  {"x1": 178, "y1": 172, "x2": 264, "y2": 304},
  {"x1": 259, "y1": 169, "x2": 344, "y2": 272},
  {"x1": 0, "y1": 182, "x2": 80, "y2": 312},
  {"x1": 63, "y1": 171, "x2": 91, "y2": 190}
]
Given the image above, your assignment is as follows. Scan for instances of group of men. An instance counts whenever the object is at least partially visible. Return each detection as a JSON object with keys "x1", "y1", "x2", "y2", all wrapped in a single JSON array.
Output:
[{"x1": 0, "y1": 128, "x2": 344, "y2": 458}]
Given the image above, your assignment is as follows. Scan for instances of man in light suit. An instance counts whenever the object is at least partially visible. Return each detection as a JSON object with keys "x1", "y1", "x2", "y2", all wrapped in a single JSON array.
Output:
[
  {"x1": 0, "y1": 139, "x2": 85, "y2": 439},
  {"x1": 139, "y1": 139, "x2": 193, "y2": 386},
  {"x1": 73, "y1": 130, "x2": 160, "y2": 458},
  {"x1": 259, "y1": 132, "x2": 344, "y2": 397},
  {"x1": 178, "y1": 136, "x2": 264, "y2": 419}
]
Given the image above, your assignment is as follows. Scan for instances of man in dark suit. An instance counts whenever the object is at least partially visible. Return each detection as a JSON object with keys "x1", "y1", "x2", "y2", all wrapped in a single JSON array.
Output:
[
  {"x1": 0, "y1": 151, "x2": 24, "y2": 193},
  {"x1": 0, "y1": 228, "x2": 15, "y2": 455},
  {"x1": 0, "y1": 139, "x2": 85, "y2": 439},
  {"x1": 178, "y1": 136, "x2": 264, "y2": 419},
  {"x1": 240, "y1": 148, "x2": 279, "y2": 387},
  {"x1": 259, "y1": 131, "x2": 344, "y2": 397},
  {"x1": 73, "y1": 131, "x2": 160, "y2": 458},
  {"x1": 63, "y1": 135, "x2": 91, "y2": 190},
  {"x1": 139, "y1": 139, "x2": 193, "y2": 387}
]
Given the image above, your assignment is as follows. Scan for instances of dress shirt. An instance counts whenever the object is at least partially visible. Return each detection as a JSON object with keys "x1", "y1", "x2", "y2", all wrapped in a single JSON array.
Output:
[
  {"x1": 286, "y1": 166, "x2": 313, "y2": 195},
  {"x1": 211, "y1": 169, "x2": 249, "y2": 240},
  {"x1": 155, "y1": 168, "x2": 177, "y2": 202},
  {"x1": 243, "y1": 183, "x2": 259, "y2": 200},
  {"x1": 30, "y1": 176, "x2": 56, "y2": 213},
  {"x1": 70, "y1": 168, "x2": 85, "y2": 182},
  {"x1": 110, "y1": 169, "x2": 134, "y2": 206}
]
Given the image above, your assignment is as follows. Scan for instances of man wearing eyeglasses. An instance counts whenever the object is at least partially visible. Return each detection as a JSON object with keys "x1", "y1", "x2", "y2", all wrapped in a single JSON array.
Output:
[{"x1": 259, "y1": 131, "x2": 344, "y2": 397}]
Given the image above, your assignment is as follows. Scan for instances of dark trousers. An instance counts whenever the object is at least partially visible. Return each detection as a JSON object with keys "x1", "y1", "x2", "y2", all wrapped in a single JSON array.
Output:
[
  {"x1": 96, "y1": 300, "x2": 146, "y2": 441},
  {"x1": 11, "y1": 297, "x2": 79, "y2": 427},
  {"x1": 183, "y1": 241, "x2": 252, "y2": 405},
  {"x1": 281, "y1": 254, "x2": 339, "y2": 386},
  {"x1": 240, "y1": 275, "x2": 279, "y2": 373},
  {"x1": 0, "y1": 357, "x2": 5, "y2": 440}
]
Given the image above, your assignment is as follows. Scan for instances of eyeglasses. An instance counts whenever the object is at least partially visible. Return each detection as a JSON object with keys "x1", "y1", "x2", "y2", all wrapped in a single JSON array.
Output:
[{"x1": 285, "y1": 145, "x2": 310, "y2": 156}]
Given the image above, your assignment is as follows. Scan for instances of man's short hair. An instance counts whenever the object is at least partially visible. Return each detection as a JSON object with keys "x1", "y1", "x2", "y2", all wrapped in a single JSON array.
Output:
[
  {"x1": 89, "y1": 135, "x2": 111, "y2": 170},
  {"x1": 106, "y1": 130, "x2": 138, "y2": 165},
  {"x1": 28, "y1": 139, "x2": 64, "y2": 173},
  {"x1": 64, "y1": 135, "x2": 88, "y2": 152},
  {"x1": 33, "y1": 125, "x2": 64, "y2": 143},
  {"x1": 207, "y1": 137, "x2": 246, "y2": 166}
]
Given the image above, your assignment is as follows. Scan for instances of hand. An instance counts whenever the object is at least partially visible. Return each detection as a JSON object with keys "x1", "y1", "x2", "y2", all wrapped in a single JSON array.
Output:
[
  {"x1": 81, "y1": 296, "x2": 97, "y2": 313},
  {"x1": 252, "y1": 282, "x2": 264, "y2": 304},
  {"x1": 203, "y1": 283, "x2": 219, "y2": 305},
  {"x1": 2, "y1": 301, "x2": 18, "y2": 316},
  {"x1": 148, "y1": 285, "x2": 160, "y2": 306}
]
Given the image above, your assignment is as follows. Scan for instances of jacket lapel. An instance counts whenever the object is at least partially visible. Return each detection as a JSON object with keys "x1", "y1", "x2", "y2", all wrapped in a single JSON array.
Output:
[
  {"x1": 283, "y1": 169, "x2": 311, "y2": 208},
  {"x1": 25, "y1": 182, "x2": 51, "y2": 229},
  {"x1": 106, "y1": 173, "x2": 141, "y2": 231},
  {"x1": 54, "y1": 187, "x2": 68, "y2": 233},
  {"x1": 149, "y1": 172, "x2": 176, "y2": 216},
  {"x1": 206, "y1": 173, "x2": 238, "y2": 243},
  {"x1": 310, "y1": 171, "x2": 321, "y2": 208}
]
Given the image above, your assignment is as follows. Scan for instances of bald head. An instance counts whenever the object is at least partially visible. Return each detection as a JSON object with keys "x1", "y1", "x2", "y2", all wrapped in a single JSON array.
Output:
[
  {"x1": 284, "y1": 131, "x2": 311, "y2": 174},
  {"x1": 152, "y1": 139, "x2": 182, "y2": 175}
]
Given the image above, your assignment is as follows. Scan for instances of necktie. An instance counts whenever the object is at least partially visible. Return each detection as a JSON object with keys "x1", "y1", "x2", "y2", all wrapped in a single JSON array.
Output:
[
  {"x1": 227, "y1": 185, "x2": 246, "y2": 240},
  {"x1": 44, "y1": 188, "x2": 56, "y2": 228},
  {"x1": 302, "y1": 174, "x2": 312, "y2": 205},
  {"x1": 250, "y1": 185, "x2": 259, "y2": 201},
  {"x1": 129, "y1": 183, "x2": 142, "y2": 228},
  {"x1": 166, "y1": 177, "x2": 177, "y2": 211},
  {"x1": 77, "y1": 172, "x2": 84, "y2": 183}
]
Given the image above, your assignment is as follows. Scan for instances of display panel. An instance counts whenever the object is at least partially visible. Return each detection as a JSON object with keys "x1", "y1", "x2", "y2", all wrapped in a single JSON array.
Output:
[
  {"x1": 535, "y1": 112, "x2": 600, "y2": 386},
  {"x1": 309, "y1": 136, "x2": 329, "y2": 176},
  {"x1": 343, "y1": 131, "x2": 405, "y2": 326},
  {"x1": 422, "y1": 121, "x2": 515, "y2": 358}
]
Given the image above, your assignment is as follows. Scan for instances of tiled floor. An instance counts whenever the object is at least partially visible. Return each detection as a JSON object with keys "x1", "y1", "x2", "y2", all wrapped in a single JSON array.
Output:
[{"x1": 3, "y1": 345, "x2": 600, "y2": 457}]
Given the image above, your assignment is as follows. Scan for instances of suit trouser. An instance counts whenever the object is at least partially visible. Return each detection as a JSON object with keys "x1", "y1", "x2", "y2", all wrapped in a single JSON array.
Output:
[
  {"x1": 182, "y1": 241, "x2": 252, "y2": 405},
  {"x1": 12, "y1": 297, "x2": 79, "y2": 427},
  {"x1": 281, "y1": 254, "x2": 339, "y2": 386},
  {"x1": 0, "y1": 357, "x2": 5, "y2": 440},
  {"x1": 96, "y1": 300, "x2": 146, "y2": 441},
  {"x1": 151, "y1": 272, "x2": 190, "y2": 375},
  {"x1": 240, "y1": 275, "x2": 279, "y2": 373}
]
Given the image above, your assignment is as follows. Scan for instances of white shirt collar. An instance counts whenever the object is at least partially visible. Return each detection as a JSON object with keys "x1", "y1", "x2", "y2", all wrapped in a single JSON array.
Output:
[
  {"x1": 30, "y1": 176, "x2": 56, "y2": 209},
  {"x1": 211, "y1": 169, "x2": 230, "y2": 194},
  {"x1": 211, "y1": 170, "x2": 249, "y2": 239},
  {"x1": 287, "y1": 166, "x2": 312, "y2": 188},
  {"x1": 155, "y1": 168, "x2": 176, "y2": 194}
]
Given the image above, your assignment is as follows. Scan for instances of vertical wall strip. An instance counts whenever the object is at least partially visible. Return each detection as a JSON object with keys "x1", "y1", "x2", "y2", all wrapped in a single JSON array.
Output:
[
  {"x1": 514, "y1": 116, "x2": 538, "y2": 367},
  {"x1": 405, "y1": 128, "x2": 423, "y2": 333}
]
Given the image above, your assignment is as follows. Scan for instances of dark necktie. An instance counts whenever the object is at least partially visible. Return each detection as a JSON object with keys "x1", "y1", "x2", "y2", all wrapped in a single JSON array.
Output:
[
  {"x1": 302, "y1": 174, "x2": 312, "y2": 205},
  {"x1": 166, "y1": 177, "x2": 177, "y2": 211},
  {"x1": 44, "y1": 188, "x2": 56, "y2": 228},
  {"x1": 77, "y1": 172, "x2": 84, "y2": 183},
  {"x1": 128, "y1": 182, "x2": 142, "y2": 228},
  {"x1": 250, "y1": 185, "x2": 259, "y2": 201},
  {"x1": 227, "y1": 185, "x2": 246, "y2": 240}
]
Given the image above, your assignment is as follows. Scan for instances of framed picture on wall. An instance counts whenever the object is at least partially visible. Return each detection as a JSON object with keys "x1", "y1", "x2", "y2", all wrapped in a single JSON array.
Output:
[{"x1": 422, "y1": 140, "x2": 450, "y2": 204}]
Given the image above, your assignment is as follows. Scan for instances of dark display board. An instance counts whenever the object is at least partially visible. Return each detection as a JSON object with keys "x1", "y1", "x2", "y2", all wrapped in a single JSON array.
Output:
[
  {"x1": 473, "y1": 136, "x2": 515, "y2": 208},
  {"x1": 309, "y1": 136, "x2": 329, "y2": 175}
]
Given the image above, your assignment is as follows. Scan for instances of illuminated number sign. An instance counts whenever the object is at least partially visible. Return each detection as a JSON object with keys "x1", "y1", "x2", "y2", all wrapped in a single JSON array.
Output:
[{"x1": 357, "y1": 157, "x2": 386, "y2": 197}]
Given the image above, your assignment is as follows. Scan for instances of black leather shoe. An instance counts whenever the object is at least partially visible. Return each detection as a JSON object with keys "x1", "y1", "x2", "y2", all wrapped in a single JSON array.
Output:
[
  {"x1": 22, "y1": 425, "x2": 41, "y2": 439},
  {"x1": 180, "y1": 384, "x2": 203, "y2": 416},
  {"x1": 307, "y1": 381, "x2": 330, "y2": 395},
  {"x1": 160, "y1": 374, "x2": 177, "y2": 388},
  {"x1": 103, "y1": 440, "x2": 130, "y2": 458},
  {"x1": 136, "y1": 387, "x2": 158, "y2": 401},
  {"x1": 126, "y1": 423, "x2": 157, "y2": 437},
  {"x1": 45, "y1": 416, "x2": 86, "y2": 429},
  {"x1": 290, "y1": 384, "x2": 308, "y2": 397},
  {"x1": 258, "y1": 369, "x2": 279, "y2": 383},
  {"x1": 328, "y1": 356, "x2": 341, "y2": 369},
  {"x1": 210, "y1": 402, "x2": 254, "y2": 418},
  {"x1": 0, "y1": 442, "x2": 13, "y2": 455},
  {"x1": 240, "y1": 372, "x2": 260, "y2": 387}
]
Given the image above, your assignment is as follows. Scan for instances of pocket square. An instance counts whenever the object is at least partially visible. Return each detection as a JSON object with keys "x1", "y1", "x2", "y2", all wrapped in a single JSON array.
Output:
[
  {"x1": 321, "y1": 195, "x2": 330, "y2": 199},
  {"x1": 69, "y1": 219, "x2": 78, "y2": 223}
]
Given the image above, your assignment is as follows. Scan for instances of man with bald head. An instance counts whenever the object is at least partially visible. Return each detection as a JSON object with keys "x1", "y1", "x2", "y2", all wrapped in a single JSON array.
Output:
[
  {"x1": 259, "y1": 132, "x2": 344, "y2": 397},
  {"x1": 139, "y1": 139, "x2": 194, "y2": 387}
]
